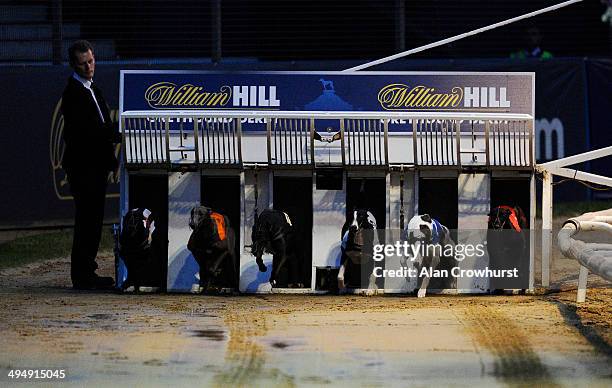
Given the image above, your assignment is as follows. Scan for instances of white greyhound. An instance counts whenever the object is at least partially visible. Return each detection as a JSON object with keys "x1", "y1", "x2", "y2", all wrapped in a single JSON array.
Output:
[{"x1": 404, "y1": 214, "x2": 455, "y2": 298}]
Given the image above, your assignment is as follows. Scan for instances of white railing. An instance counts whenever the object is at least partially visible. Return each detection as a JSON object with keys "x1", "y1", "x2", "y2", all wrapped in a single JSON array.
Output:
[
  {"x1": 557, "y1": 209, "x2": 612, "y2": 302},
  {"x1": 120, "y1": 110, "x2": 533, "y2": 168},
  {"x1": 536, "y1": 145, "x2": 612, "y2": 289}
]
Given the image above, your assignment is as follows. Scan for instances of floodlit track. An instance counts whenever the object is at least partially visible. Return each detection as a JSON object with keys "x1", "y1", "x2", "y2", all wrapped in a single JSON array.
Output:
[{"x1": 0, "y1": 254, "x2": 609, "y2": 386}]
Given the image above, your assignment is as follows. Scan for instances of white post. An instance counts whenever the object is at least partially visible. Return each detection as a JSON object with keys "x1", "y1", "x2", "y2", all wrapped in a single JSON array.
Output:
[
  {"x1": 542, "y1": 170, "x2": 553, "y2": 287},
  {"x1": 577, "y1": 265, "x2": 589, "y2": 302},
  {"x1": 529, "y1": 174, "x2": 536, "y2": 291}
]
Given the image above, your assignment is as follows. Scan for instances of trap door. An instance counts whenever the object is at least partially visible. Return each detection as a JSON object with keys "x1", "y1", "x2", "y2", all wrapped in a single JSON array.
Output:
[
  {"x1": 385, "y1": 170, "x2": 417, "y2": 293},
  {"x1": 312, "y1": 168, "x2": 346, "y2": 289},
  {"x1": 490, "y1": 174, "x2": 531, "y2": 223},
  {"x1": 201, "y1": 174, "x2": 241, "y2": 289},
  {"x1": 272, "y1": 174, "x2": 313, "y2": 288},
  {"x1": 489, "y1": 172, "x2": 532, "y2": 290},
  {"x1": 166, "y1": 171, "x2": 201, "y2": 292},
  {"x1": 418, "y1": 173, "x2": 458, "y2": 230},
  {"x1": 239, "y1": 169, "x2": 273, "y2": 293},
  {"x1": 457, "y1": 173, "x2": 490, "y2": 293},
  {"x1": 346, "y1": 176, "x2": 387, "y2": 229},
  {"x1": 345, "y1": 174, "x2": 387, "y2": 288},
  {"x1": 417, "y1": 172, "x2": 458, "y2": 292}
]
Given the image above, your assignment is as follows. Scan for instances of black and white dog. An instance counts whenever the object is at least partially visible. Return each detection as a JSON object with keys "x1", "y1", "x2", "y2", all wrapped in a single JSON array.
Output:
[
  {"x1": 187, "y1": 206, "x2": 236, "y2": 293},
  {"x1": 338, "y1": 209, "x2": 379, "y2": 291},
  {"x1": 404, "y1": 214, "x2": 456, "y2": 298},
  {"x1": 119, "y1": 208, "x2": 164, "y2": 291},
  {"x1": 251, "y1": 208, "x2": 303, "y2": 288}
]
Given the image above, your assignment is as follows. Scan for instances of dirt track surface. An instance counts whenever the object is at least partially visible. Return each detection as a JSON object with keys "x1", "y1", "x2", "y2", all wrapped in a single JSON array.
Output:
[{"x1": 0, "y1": 254, "x2": 610, "y2": 387}]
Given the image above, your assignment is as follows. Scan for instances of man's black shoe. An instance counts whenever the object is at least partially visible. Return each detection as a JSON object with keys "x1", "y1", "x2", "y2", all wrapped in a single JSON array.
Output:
[{"x1": 73, "y1": 275, "x2": 115, "y2": 290}]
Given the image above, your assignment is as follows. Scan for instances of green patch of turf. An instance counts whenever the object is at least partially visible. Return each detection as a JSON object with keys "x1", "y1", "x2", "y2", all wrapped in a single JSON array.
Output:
[
  {"x1": 552, "y1": 201, "x2": 611, "y2": 217},
  {"x1": 0, "y1": 228, "x2": 115, "y2": 269}
]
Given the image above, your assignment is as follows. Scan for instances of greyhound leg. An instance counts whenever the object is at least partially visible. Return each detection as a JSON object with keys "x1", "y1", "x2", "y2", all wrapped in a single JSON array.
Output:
[
  {"x1": 364, "y1": 259, "x2": 379, "y2": 296},
  {"x1": 270, "y1": 238, "x2": 290, "y2": 287},
  {"x1": 255, "y1": 256, "x2": 267, "y2": 272},
  {"x1": 367, "y1": 271, "x2": 379, "y2": 290},
  {"x1": 270, "y1": 253, "x2": 287, "y2": 287},
  {"x1": 417, "y1": 255, "x2": 439, "y2": 298},
  {"x1": 337, "y1": 263, "x2": 346, "y2": 290},
  {"x1": 417, "y1": 275, "x2": 430, "y2": 298},
  {"x1": 207, "y1": 250, "x2": 229, "y2": 291},
  {"x1": 337, "y1": 252, "x2": 348, "y2": 290}
]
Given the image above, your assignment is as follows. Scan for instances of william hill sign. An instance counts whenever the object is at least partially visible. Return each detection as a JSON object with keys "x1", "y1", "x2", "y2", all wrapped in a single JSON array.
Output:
[
  {"x1": 124, "y1": 72, "x2": 531, "y2": 115},
  {"x1": 377, "y1": 84, "x2": 512, "y2": 110},
  {"x1": 144, "y1": 82, "x2": 280, "y2": 109}
]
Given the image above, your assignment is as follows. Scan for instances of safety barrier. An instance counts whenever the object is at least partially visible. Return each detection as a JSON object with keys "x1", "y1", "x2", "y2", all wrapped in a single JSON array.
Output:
[
  {"x1": 557, "y1": 209, "x2": 612, "y2": 302},
  {"x1": 121, "y1": 111, "x2": 533, "y2": 170}
]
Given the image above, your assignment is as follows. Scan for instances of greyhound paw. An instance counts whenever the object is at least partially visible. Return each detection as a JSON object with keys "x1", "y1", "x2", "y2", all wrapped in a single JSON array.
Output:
[
  {"x1": 363, "y1": 289, "x2": 376, "y2": 297},
  {"x1": 190, "y1": 284, "x2": 204, "y2": 294},
  {"x1": 261, "y1": 282, "x2": 273, "y2": 293},
  {"x1": 417, "y1": 288, "x2": 427, "y2": 298},
  {"x1": 123, "y1": 285, "x2": 136, "y2": 293},
  {"x1": 337, "y1": 277, "x2": 345, "y2": 290}
]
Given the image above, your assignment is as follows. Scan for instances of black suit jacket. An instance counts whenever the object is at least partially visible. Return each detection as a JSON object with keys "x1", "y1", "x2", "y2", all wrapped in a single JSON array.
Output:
[{"x1": 61, "y1": 76, "x2": 120, "y2": 173}]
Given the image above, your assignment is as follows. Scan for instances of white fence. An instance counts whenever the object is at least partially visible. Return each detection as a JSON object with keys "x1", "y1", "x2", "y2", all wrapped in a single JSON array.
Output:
[
  {"x1": 557, "y1": 209, "x2": 612, "y2": 302},
  {"x1": 537, "y1": 145, "x2": 612, "y2": 302}
]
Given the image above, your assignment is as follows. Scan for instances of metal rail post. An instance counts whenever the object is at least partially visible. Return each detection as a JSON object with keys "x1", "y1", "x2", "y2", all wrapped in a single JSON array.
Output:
[
  {"x1": 541, "y1": 170, "x2": 553, "y2": 287},
  {"x1": 577, "y1": 265, "x2": 589, "y2": 302}
]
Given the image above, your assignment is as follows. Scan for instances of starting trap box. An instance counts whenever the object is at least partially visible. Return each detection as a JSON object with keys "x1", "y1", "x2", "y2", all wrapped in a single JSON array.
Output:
[{"x1": 118, "y1": 71, "x2": 536, "y2": 294}]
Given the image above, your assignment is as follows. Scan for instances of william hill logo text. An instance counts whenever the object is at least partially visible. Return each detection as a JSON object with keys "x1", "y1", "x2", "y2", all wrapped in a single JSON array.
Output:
[
  {"x1": 144, "y1": 82, "x2": 280, "y2": 109},
  {"x1": 378, "y1": 84, "x2": 511, "y2": 110}
]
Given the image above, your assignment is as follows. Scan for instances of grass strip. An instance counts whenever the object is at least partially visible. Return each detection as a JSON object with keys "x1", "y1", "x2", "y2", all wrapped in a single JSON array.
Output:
[{"x1": 0, "y1": 228, "x2": 114, "y2": 269}]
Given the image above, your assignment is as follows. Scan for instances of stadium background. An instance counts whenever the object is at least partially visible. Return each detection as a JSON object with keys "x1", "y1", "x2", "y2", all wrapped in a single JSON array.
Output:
[{"x1": 0, "y1": 0, "x2": 610, "y2": 228}]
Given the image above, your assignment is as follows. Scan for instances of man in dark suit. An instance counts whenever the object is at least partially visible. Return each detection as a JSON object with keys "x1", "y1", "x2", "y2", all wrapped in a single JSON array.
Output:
[{"x1": 62, "y1": 40, "x2": 121, "y2": 289}]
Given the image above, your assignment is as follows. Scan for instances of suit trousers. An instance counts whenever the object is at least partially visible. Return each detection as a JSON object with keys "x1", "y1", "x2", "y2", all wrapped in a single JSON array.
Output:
[{"x1": 68, "y1": 170, "x2": 109, "y2": 283}]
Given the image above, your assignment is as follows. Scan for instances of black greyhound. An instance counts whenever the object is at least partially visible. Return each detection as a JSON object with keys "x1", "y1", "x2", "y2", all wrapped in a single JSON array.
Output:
[
  {"x1": 251, "y1": 208, "x2": 303, "y2": 288},
  {"x1": 187, "y1": 206, "x2": 236, "y2": 292}
]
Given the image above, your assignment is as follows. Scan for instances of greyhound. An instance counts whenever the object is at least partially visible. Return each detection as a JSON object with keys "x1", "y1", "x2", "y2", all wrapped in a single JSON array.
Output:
[
  {"x1": 338, "y1": 209, "x2": 380, "y2": 292},
  {"x1": 487, "y1": 205, "x2": 528, "y2": 291},
  {"x1": 187, "y1": 206, "x2": 236, "y2": 293},
  {"x1": 404, "y1": 214, "x2": 456, "y2": 298},
  {"x1": 251, "y1": 209, "x2": 303, "y2": 288},
  {"x1": 319, "y1": 78, "x2": 335, "y2": 91}
]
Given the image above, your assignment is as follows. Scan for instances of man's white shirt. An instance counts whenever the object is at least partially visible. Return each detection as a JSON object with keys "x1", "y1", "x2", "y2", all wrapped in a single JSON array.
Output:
[{"x1": 72, "y1": 72, "x2": 105, "y2": 123}]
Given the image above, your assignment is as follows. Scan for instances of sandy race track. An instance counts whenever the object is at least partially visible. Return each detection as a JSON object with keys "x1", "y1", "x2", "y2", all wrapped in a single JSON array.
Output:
[{"x1": 0, "y1": 253, "x2": 610, "y2": 387}]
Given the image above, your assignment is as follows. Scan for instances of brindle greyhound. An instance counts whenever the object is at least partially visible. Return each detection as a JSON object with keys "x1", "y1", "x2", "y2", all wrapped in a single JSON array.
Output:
[{"x1": 187, "y1": 206, "x2": 236, "y2": 293}]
